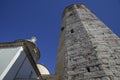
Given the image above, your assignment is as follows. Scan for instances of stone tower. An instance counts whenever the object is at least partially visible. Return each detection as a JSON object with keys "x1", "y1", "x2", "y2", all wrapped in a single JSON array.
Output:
[{"x1": 55, "y1": 4, "x2": 120, "y2": 80}]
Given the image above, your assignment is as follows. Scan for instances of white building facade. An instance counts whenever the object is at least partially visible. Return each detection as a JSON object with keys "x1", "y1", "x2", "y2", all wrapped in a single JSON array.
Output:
[{"x1": 0, "y1": 40, "x2": 43, "y2": 80}]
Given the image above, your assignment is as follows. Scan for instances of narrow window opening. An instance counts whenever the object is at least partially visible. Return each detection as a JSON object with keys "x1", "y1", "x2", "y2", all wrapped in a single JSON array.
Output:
[
  {"x1": 61, "y1": 27, "x2": 64, "y2": 31},
  {"x1": 71, "y1": 29, "x2": 74, "y2": 33},
  {"x1": 86, "y1": 67, "x2": 90, "y2": 72}
]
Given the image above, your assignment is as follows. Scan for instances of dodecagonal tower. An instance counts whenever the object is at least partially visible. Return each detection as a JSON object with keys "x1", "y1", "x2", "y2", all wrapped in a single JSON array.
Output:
[{"x1": 55, "y1": 4, "x2": 120, "y2": 80}]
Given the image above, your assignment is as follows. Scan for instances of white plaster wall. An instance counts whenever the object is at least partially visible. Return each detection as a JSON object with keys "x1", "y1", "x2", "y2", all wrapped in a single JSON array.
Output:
[
  {"x1": 15, "y1": 55, "x2": 37, "y2": 79},
  {"x1": 0, "y1": 46, "x2": 38, "y2": 80},
  {"x1": 0, "y1": 47, "x2": 23, "y2": 80}
]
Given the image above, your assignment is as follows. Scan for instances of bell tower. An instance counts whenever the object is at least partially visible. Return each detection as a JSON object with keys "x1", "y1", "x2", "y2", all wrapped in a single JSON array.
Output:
[{"x1": 55, "y1": 4, "x2": 120, "y2": 80}]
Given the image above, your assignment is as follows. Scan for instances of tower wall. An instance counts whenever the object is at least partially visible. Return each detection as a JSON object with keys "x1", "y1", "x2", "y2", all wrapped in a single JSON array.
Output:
[{"x1": 55, "y1": 4, "x2": 120, "y2": 80}]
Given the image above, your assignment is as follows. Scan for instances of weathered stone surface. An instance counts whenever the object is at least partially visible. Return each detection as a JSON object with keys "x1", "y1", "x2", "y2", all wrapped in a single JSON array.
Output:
[
  {"x1": 55, "y1": 4, "x2": 120, "y2": 80},
  {"x1": 42, "y1": 75, "x2": 55, "y2": 80}
]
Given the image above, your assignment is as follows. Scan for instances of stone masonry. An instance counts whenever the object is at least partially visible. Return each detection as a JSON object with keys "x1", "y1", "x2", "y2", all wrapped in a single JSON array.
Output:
[{"x1": 55, "y1": 4, "x2": 120, "y2": 80}]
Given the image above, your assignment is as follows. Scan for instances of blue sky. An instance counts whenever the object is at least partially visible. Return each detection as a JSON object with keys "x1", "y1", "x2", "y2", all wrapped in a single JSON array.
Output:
[{"x1": 0, "y1": 0, "x2": 120, "y2": 74}]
